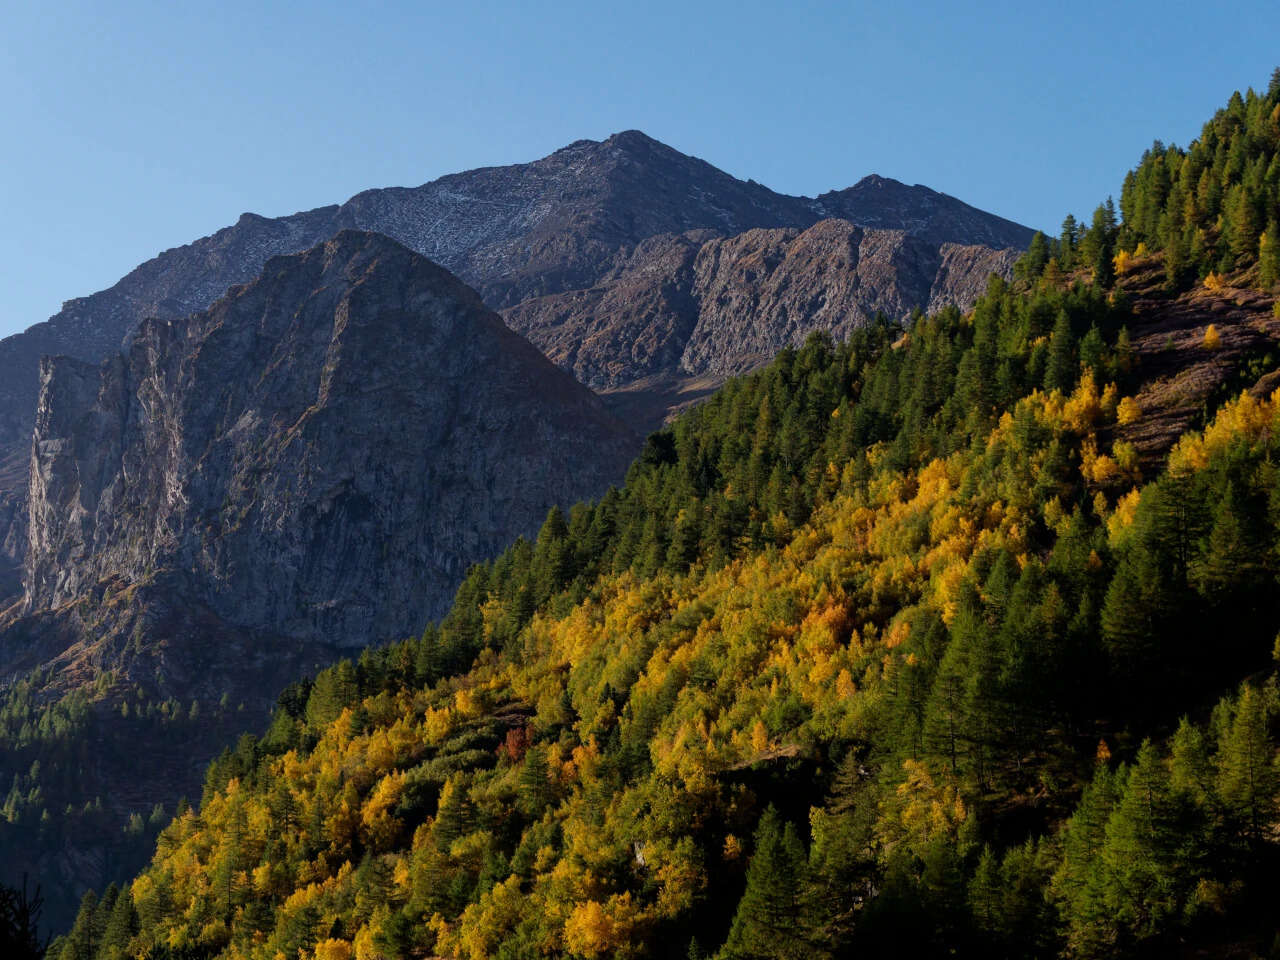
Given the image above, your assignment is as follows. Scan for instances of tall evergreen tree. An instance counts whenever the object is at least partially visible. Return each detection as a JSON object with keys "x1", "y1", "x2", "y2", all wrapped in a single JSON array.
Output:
[
  {"x1": 1044, "y1": 312, "x2": 1076, "y2": 393},
  {"x1": 0, "y1": 879, "x2": 46, "y2": 960},
  {"x1": 1099, "y1": 743, "x2": 1182, "y2": 945},
  {"x1": 1259, "y1": 218, "x2": 1280, "y2": 289},
  {"x1": 1216, "y1": 684, "x2": 1278, "y2": 848},
  {"x1": 721, "y1": 807, "x2": 809, "y2": 960}
]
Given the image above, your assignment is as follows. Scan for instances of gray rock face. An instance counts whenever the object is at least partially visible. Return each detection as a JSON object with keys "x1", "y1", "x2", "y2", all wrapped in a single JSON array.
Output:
[
  {"x1": 20, "y1": 231, "x2": 636, "y2": 659},
  {"x1": 502, "y1": 219, "x2": 1021, "y2": 388}
]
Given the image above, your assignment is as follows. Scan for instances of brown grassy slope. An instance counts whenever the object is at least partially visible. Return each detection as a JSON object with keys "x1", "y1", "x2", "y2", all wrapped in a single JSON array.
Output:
[{"x1": 1108, "y1": 254, "x2": 1280, "y2": 469}]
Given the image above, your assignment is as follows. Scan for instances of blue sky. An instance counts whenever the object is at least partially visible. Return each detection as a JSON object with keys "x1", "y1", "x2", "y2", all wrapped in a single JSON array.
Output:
[{"x1": 2, "y1": 0, "x2": 1278, "y2": 339}]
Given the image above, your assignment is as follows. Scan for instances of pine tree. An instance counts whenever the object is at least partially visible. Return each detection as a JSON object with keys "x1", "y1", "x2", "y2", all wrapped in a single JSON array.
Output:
[
  {"x1": 277, "y1": 903, "x2": 321, "y2": 960},
  {"x1": 967, "y1": 846, "x2": 1002, "y2": 938},
  {"x1": 0, "y1": 879, "x2": 46, "y2": 960},
  {"x1": 1054, "y1": 764, "x2": 1120, "y2": 956},
  {"x1": 1059, "y1": 215, "x2": 1079, "y2": 270},
  {"x1": 1044, "y1": 311, "x2": 1077, "y2": 393},
  {"x1": 721, "y1": 807, "x2": 809, "y2": 960},
  {"x1": 1169, "y1": 717, "x2": 1214, "y2": 806},
  {"x1": 57, "y1": 889, "x2": 100, "y2": 960},
  {"x1": 1099, "y1": 742, "x2": 1181, "y2": 943},
  {"x1": 999, "y1": 839, "x2": 1055, "y2": 955},
  {"x1": 100, "y1": 885, "x2": 137, "y2": 960},
  {"x1": 433, "y1": 775, "x2": 473, "y2": 852},
  {"x1": 1259, "y1": 219, "x2": 1280, "y2": 289},
  {"x1": 532, "y1": 506, "x2": 573, "y2": 602},
  {"x1": 1216, "y1": 684, "x2": 1278, "y2": 847},
  {"x1": 1078, "y1": 326, "x2": 1106, "y2": 377},
  {"x1": 517, "y1": 744, "x2": 553, "y2": 820},
  {"x1": 1019, "y1": 232, "x2": 1050, "y2": 281},
  {"x1": 807, "y1": 757, "x2": 880, "y2": 949},
  {"x1": 305, "y1": 659, "x2": 359, "y2": 729},
  {"x1": 1196, "y1": 480, "x2": 1259, "y2": 597}
]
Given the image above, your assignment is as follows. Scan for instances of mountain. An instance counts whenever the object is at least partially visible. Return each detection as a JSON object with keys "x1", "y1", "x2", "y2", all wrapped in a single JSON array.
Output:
[
  {"x1": 0, "y1": 132, "x2": 1034, "y2": 595},
  {"x1": 55, "y1": 263, "x2": 1280, "y2": 960},
  {"x1": 16, "y1": 228, "x2": 636, "y2": 669},
  {"x1": 0, "y1": 131, "x2": 1031, "y2": 454},
  {"x1": 40, "y1": 74, "x2": 1280, "y2": 960},
  {"x1": 0, "y1": 231, "x2": 636, "y2": 918},
  {"x1": 501, "y1": 220, "x2": 1020, "y2": 394}
]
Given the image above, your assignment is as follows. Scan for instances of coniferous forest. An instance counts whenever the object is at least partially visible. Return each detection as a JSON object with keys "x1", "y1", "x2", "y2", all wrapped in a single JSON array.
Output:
[{"x1": 12, "y1": 70, "x2": 1280, "y2": 960}]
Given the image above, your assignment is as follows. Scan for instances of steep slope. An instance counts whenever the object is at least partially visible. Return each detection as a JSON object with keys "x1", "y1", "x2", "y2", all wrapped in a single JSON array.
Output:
[
  {"x1": 50, "y1": 73, "x2": 1280, "y2": 960},
  {"x1": 0, "y1": 134, "x2": 1034, "y2": 595},
  {"x1": 61, "y1": 275, "x2": 1280, "y2": 960},
  {"x1": 0, "y1": 231, "x2": 636, "y2": 922},
  {"x1": 15, "y1": 228, "x2": 636, "y2": 664},
  {"x1": 501, "y1": 219, "x2": 1019, "y2": 394}
]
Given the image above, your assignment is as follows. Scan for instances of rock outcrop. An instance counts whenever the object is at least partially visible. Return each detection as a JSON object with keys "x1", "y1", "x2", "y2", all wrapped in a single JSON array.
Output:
[
  {"x1": 502, "y1": 220, "x2": 1020, "y2": 390},
  {"x1": 14, "y1": 231, "x2": 637, "y2": 683}
]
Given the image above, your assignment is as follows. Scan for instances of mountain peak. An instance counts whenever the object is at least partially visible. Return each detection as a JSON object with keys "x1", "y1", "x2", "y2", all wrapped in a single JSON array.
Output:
[
  {"x1": 849, "y1": 173, "x2": 906, "y2": 189},
  {"x1": 603, "y1": 128, "x2": 663, "y2": 148},
  {"x1": 24, "y1": 232, "x2": 637, "y2": 644}
]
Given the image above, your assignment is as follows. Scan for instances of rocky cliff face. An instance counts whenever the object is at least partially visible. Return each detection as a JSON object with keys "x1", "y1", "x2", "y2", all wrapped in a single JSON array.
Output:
[
  {"x1": 0, "y1": 232, "x2": 642, "y2": 919},
  {"x1": 502, "y1": 219, "x2": 1021, "y2": 389},
  {"x1": 17, "y1": 231, "x2": 636, "y2": 674}
]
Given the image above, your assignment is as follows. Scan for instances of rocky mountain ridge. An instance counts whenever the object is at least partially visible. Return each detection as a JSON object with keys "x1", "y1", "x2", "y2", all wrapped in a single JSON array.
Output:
[
  {"x1": 0, "y1": 231, "x2": 638, "y2": 923},
  {"x1": 10, "y1": 230, "x2": 636, "y2": 685},
  {"x1": 0, "y1": 130, "x2": 1033, "y2": 598},
  {"x1": 502, "y1": 219, "x2": 1020, "y2": 393}
]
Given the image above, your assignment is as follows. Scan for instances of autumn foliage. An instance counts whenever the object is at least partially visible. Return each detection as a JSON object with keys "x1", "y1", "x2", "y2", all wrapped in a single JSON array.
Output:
[{"x1": 48, "y1": 70, "x2": 1280, "y2": 960}]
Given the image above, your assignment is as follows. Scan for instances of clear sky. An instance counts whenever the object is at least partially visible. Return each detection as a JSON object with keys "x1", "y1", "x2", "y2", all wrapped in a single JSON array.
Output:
[{"x1": 2, "y1": 0, "x2": 1278, "y2": 339}]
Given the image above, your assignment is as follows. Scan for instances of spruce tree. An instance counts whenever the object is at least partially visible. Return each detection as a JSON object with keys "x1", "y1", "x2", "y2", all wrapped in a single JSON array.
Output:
[
  {"x1": 721, "y1": 806, "x2": 809, "y2": 960},
  {"x1": 1216, "y1": 684, "x2": 1278, "y2": 848},
  {"x1": 1044, "y1": 312, "x2": 1076, "y2": 394},
  {"x1": 1099, "y1": 742, "x2": 1181, "y2": 943}
]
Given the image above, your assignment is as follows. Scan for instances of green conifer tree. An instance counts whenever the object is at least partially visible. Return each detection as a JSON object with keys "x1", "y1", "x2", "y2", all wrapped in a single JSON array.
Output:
[
  {"x1": 517, "y1": 744, "x2": 553, "y2": 820},
  {"x1": 1216, "y1": 684, "x2": 1278, "y2": 847},
  {"x1": 721, "y1": 807, "x2": 809, "y2": 960},
  {"x1": 1259, "y1": 218, "x2": 1280, "y2": 289},
  {"x1": 1100, "y1": 742, "x2": 1181, "y2": 943},
  {"x1": 1044, "y1": 312, "x2": 1077, "y2": 394}
]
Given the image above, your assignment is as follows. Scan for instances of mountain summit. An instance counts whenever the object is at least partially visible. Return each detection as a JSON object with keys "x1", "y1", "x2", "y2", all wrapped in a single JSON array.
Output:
[
  {"x1": 20, "y1": 230, "x2": 635, "y2": 653},
  {"x1": 0, "y1": 132, "x2": 1034, "y2": 595}
]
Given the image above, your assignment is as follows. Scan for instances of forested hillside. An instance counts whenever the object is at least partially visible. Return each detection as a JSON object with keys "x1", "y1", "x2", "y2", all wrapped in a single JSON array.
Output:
[{"x1": 49, "y1": 74, "x2": 1280, "y2": 960}]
